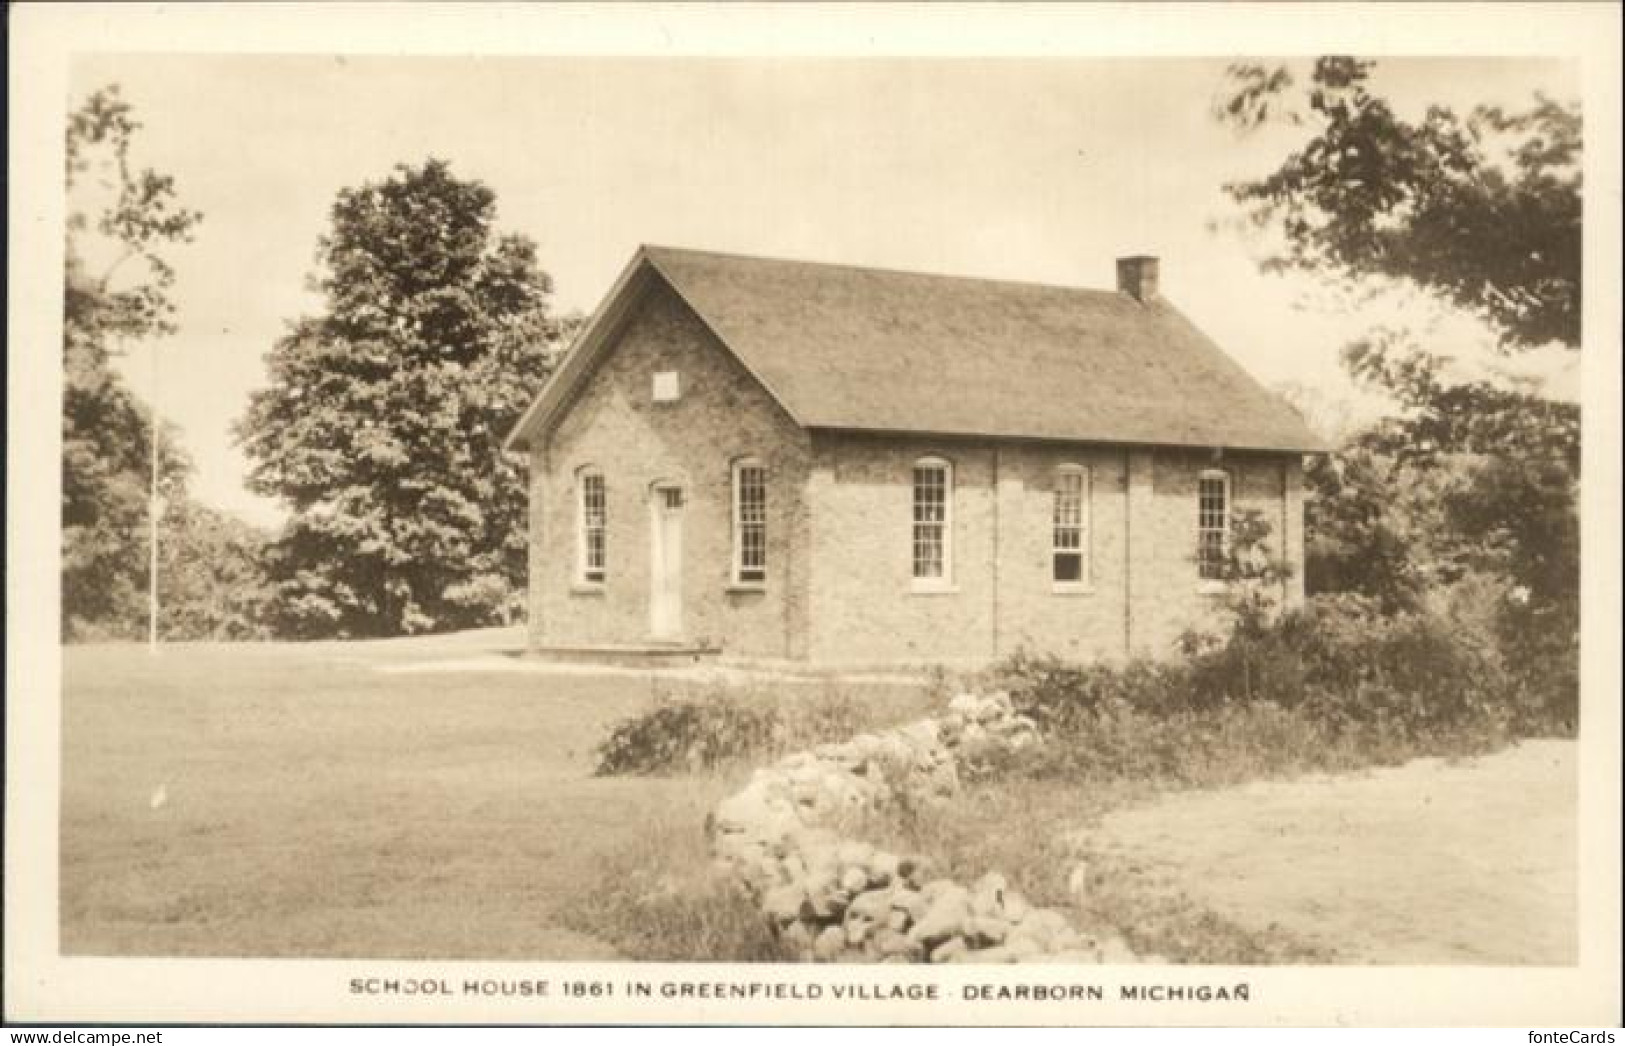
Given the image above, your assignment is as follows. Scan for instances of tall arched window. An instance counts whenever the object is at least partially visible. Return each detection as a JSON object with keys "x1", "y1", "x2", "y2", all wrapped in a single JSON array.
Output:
[
  {"x1": 1052, "y1": 464, "x2": 1091, "y2": 587},
  {"x1": 576, "y1": 466, "x2": 606, "y2": 585},
  {"x1": 731, "y1": 457, "x2": 767, "y2": 586},
  {"x1": 1197, "y1": 468, "x2": 1230, "y2": 582},
  {"x1": 912, "y1": 456, "x2": 953, "y2": 586}
]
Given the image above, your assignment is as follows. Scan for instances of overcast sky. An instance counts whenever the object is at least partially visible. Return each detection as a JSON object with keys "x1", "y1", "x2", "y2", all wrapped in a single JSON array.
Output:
[{"x1": 72, "y1": 55, "x2": 1579, "y2": 528}]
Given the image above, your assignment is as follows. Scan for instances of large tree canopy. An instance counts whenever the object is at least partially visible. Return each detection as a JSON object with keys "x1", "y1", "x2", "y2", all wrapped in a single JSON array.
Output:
[
  {"x1": 1221, "y1": 57, "x2": 1580, "y2": 352},
  {"x1": 62, "y1": 86, "x2": 201, "y2": 639},
  {"x1": 238, "y1": 159, "x2": 573, "y2": 638},
  {"x1": 1220, "y1": 58, "x2": 1581, "y2": 724}
]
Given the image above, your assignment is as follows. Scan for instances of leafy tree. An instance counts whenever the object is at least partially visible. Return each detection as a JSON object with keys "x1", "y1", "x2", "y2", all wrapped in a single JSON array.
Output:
[
  {"x1": 158, "y1": 502, "x2": 274, "y2": 640},
  {"x1": 1340, "y1": 329, "x2": 1579, "y2": 599},
  {"x1": 1300, "y1": 447, "x2": 1422, "y2": 610},
  {"x1": 1220, "y1": 57, "x2": 1580, "y2": 351},
  {"x1": 238, "y1": 159, "x2": 574, "y2": 638},
  {"x1": 1218, "y1": 58, "x2": 1580, "y2": 724},
  {"x1": 62, "y1": 86, "x2": 201, "y2": 639}
]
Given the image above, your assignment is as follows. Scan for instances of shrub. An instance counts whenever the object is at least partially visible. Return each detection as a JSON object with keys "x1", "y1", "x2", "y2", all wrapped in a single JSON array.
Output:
[
  {"x1": 988, "y1": 584, "x2": 1544, "y2": 787},
  {"x1": 594, "y1": 693, "x2": 780, "y2": 776},
  {"x1": 593, "y1": 682, "x2": 933, "y2": 776}
]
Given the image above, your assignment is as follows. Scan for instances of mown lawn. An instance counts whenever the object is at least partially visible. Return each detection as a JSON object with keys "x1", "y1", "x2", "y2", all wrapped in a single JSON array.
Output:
[{"x1": 60, "y1": 634, "x2": 928, "y2": 960}]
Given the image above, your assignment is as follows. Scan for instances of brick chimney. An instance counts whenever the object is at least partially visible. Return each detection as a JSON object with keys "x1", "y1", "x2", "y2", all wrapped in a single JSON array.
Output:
[{"x1": 1116, "y1": 255, "x2": 1159, "y2": 303}]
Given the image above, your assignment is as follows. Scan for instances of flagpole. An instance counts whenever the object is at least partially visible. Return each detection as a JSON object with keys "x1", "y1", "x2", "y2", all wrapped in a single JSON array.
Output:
[{"x1": 148, "y1": 340, "x2": 160, "y2": 653}]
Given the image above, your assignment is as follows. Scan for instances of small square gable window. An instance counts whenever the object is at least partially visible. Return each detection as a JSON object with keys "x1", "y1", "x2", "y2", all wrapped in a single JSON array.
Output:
[{"x1": 652, "y1": 371, "x2": 681, "y2": 403}]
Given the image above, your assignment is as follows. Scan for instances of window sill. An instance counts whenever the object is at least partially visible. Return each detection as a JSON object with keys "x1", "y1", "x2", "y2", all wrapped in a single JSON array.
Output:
[
  {"x1": 1051, "y1": 583, "x2": 1095, "y2": 596},
  {"x1": 726, "y1": 583, "x2": 766, "y2": 594},
  {"x1": 570, "y1": 583, "x2": 606, "y2": 595},
  {"x1": 1196, "y1": 580, "x2": 1229, "y2": 596},
  {"x1": 909, "y1": 582, "x2": 960, "y2": 596}
]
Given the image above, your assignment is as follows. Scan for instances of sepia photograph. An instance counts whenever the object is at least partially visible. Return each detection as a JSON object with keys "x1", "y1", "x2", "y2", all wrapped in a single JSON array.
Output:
[{"x1": 7, "y1": 1, "x2": 1622, "y2": 1029}]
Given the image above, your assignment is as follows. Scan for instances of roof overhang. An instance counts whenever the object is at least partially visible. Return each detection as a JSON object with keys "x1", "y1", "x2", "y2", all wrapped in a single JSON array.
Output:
[{"x1": 804, "y1": 425, "x2": 1328, "y2": 455}]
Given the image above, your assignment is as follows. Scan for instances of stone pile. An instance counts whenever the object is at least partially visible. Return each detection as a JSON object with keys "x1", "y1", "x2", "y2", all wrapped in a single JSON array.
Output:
[{"x1": 708, "y1": 691, "x2": 1143, "y2": 963}]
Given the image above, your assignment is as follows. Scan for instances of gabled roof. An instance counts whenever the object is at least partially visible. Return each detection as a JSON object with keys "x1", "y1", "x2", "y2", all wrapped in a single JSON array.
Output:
[{"x1": 505, "y1": 245, "x2": 1325, "y2": 453}]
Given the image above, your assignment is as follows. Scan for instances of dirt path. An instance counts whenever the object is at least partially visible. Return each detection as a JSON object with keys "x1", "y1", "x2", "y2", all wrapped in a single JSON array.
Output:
[{"x1": 1092, "y1": 741, "x2": 1577, "y2": 964}]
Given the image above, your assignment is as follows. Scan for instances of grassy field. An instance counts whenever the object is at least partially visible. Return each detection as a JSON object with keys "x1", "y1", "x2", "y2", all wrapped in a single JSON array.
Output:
[
  {"x1": 63, "y1": 633, "x2": 1570, "y2": 965},
  {"x1": 60, "y1": 633, "x2": 929, "y2": 959}
]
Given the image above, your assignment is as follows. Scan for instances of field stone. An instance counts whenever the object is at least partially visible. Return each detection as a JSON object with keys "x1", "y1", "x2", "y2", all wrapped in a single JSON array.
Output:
[
  {"x1": 964, "y1": 915, "x2": 1010, "y2": 947},
  {"x1": 874, "y1": 928, "x2": 921, "y2": 960},
  {"x1": 845, "y1": 888, "x2": 893, "y2": 922},
  {"x1": 904, "y1": 859, "x2": 939, "y2": 890},
  {"x1": 890, "y1": 887, "x2": 925, "y2": 917},
  {"x1": 969, "y1": 873, "x2": 1006, "y2": 916},
  {"x1": 812, "y1": 925, "x2": 846, "y2": 962},
  {"x1": 710, "y1": 690, "x2": 1091, "y2": 967},
  {"x1": 803, "y1": 840, "x2": 838, "y2": 868},
  {"x1": 808, "y1": 888, "x2": 850, "y2": 920},
  {"x1": 777, "y1": 854, "x2": 808, "y2": 886},
  {"x1": 762, "y1": 884, "x2": 807, "y2": 923},
  {"x1": 803, "y1": 867, "x2": 836, "y2": 902},
  {"x1": 909, "y1": 888, "x2": 971, "y2": 945},
  {"x1": 779, "y1": 920, "x2": 815, "y2": 955},
  {"x1": 901, "y1": 893, "x2": 933, "y2": 924},
  {"x1": 1002, "y1": 935, "x2": 1042, "y2": 960}
]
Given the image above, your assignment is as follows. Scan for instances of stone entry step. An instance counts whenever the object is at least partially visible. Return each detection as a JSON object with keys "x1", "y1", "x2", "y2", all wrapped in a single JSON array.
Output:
[{"x1": 525, "y1": 642, "x2": 720, "y2": 668}]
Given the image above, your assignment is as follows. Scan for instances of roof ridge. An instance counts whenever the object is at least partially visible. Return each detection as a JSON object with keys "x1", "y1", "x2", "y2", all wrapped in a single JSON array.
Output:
[{"x1": 640, "y1": 243, "x2": 1138, "y2": 302}]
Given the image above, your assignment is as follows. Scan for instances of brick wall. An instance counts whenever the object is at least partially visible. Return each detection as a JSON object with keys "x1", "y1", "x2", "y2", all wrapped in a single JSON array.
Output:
[
  {"x1": 803, "y1": 435, "x2": 999, "y2": 664},
  {"x1": 1129, "y1": 449, "x2": 1297, "y2": 655},
  {"x1": 529, "y1": 279, "x2": 811, "y2": 657},
  {"x1": 803, "y1": 436, "x2": 1303, "y2": 664}
]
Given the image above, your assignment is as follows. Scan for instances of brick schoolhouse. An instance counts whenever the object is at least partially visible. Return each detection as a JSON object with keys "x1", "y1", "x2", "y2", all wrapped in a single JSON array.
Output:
[{"x1": 504, "y1": 246, "x2": 1323, "y2": 665}]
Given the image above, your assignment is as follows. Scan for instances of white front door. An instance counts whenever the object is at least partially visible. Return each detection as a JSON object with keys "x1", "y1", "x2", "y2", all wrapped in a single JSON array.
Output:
[{"x1": 649, "y1": 484, "x2": 683, "y2": 640}]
